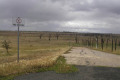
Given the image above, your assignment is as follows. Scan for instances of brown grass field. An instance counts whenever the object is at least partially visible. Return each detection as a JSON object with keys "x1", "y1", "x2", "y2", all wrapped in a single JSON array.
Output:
[
  {"x1": 0, "y1": 31, "x2": 120, "y2": 78},
  {"x1": 0, "y1": 31, "x2": 73, "y2": 77}
]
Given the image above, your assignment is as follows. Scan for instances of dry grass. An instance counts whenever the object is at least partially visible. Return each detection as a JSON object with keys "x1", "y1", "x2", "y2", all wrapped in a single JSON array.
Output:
[
  {"x1": 0, "y1": 47, "x2": 70, "y2": 76},
  {"x1": 0, "y1": 55, "x2": 55, "y2": 76},
  {"x1": 89, "y1": 44, "x2": 120, "y2": 55},
  {"x1": 0, "y1": 32, "x2": 71, "y2": 76},
  {"x1": 1, "y1": 31, "x2": 119, "y2": 77}
]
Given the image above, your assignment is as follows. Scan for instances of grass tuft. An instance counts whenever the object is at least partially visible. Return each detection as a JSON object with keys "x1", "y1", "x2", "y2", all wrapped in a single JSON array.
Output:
[{"x1": 37, "y1": 56, "x2": 78, "y2": 73}]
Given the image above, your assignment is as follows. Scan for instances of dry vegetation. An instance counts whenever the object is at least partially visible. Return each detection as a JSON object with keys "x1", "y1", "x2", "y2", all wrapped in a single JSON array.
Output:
[
  {"x1": 0, "y1": 31, "x2": 120, "y2": 79},
  {"x1": 80, "y1": 35, "x2": 120, "y2": 55},
  {"x1": 0, "y1": 31, "x2": 72, "y2": 77}
]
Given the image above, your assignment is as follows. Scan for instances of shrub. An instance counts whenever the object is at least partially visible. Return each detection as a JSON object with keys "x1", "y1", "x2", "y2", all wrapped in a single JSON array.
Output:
[{"x1": 2, "y1": 40, "x2": 11, "y2": 54}]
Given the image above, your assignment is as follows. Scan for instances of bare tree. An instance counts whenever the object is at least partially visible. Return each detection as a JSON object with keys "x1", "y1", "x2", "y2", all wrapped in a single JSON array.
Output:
[
  {"x1": 55, "y1": 33, "x2": 60, "y2": 40},
  {"x1": 115, "y1": 38, "x2": 117, "y2": 51},
  {"x1": 89, "y1": 37, "x2": 92, "y2": 47},
  {"x1": 75, "y1": 34, "x2": 78, "y2": 43},
  {"x1": 86, "y1": 40, "x2": 89, "y2": 47},
  {"x1": 106, "y1": 38, "x2": 110, "y2": 48},
  {"x1": 88, "y1": 38, "x2": 90, "y2": 47},
  {"x1": 39, "y1": 34, "x2": 43, "y2": 39},
  {"x1": 92, "y1": 38, "x2": 94, "y2": 47},
  {"x1": 49, "y1": 33, "x2": 51, "y2": 41},
  {"x1": 2, "y1": 40, "x2": 11, "y2": 54}
]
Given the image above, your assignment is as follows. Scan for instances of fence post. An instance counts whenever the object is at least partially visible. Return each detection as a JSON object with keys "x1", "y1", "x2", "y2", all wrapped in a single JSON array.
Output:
[
  {"x1": 75, "y1": 34, "x2": 78, "y2": 44},
  {"x1": 96, "y1": 36, "x2": 98, "y2": 49},
  {"x1": 101, "y1": 37, "x2": 104, "y2": 50},
  {"x1": 115, "y1": 38, "x2": 117, "y2": 51},
  {"x1": 112, "y1": 38, "x2": 113, "y2": 52},
  {"x1": 106, "y1": 38, "x2": 109, "y2": 49}
]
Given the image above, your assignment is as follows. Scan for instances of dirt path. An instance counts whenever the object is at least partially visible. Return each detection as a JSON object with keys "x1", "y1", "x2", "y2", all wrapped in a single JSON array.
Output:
[{"x1": 62, "y1": 47, "x2": 120, "y2": 67}]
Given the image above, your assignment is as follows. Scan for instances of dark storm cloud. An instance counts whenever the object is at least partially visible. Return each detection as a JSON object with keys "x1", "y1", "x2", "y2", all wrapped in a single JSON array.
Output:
[{"x1": 0, "y1": 0, "x2": 120, "y2": 33}]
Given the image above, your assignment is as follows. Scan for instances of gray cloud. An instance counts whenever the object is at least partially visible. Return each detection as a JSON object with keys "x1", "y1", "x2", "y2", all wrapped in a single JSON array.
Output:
[{"x1": 0, "y1": 0, "x2": 120, "y2": 33}]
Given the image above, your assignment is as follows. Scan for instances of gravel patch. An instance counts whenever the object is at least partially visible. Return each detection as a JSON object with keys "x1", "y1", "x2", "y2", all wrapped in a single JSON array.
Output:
[{"x1": 62, "y1": 47, "x2": 120, "y2": 67}]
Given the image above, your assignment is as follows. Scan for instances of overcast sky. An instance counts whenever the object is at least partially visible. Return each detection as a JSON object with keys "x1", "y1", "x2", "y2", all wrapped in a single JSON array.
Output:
[{"x1": 0, "y1": 0, "x2": 120, "y2": 33}]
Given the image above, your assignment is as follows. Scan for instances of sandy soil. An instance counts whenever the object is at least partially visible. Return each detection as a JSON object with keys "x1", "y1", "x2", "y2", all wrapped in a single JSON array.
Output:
[{"x1": 62, "y1": 47, "x2": 120, "y2": 67}]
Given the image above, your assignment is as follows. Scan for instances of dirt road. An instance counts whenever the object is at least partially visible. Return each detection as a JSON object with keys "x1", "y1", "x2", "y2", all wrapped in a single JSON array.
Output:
[{"x1": 62, "y1": 47, "x2": 120, "y2": 67}]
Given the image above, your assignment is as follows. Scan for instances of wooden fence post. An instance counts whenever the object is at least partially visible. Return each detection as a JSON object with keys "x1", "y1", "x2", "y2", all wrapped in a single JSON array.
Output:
[
  {"x1": 96, "y1": 36, "x2": 98, "y2": 49},
  {"x1": 101, "y1": 38, "x2": 104, "y2": 50},
  {"x1": 112, "y1": 38, "x2": 113, "y2": 52},
  {"x1": 106, "y1": 38, "x2": 109, "y2": 48},
  {"x1": 49, "y1": 33, "x2": 51, "y2": 41},
  {"x1": 75, "y1": 34, "x2": 78, "y2": 43},
  {"x1": 115, "y1": 38, "x2": 117, "y2": 51}
]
